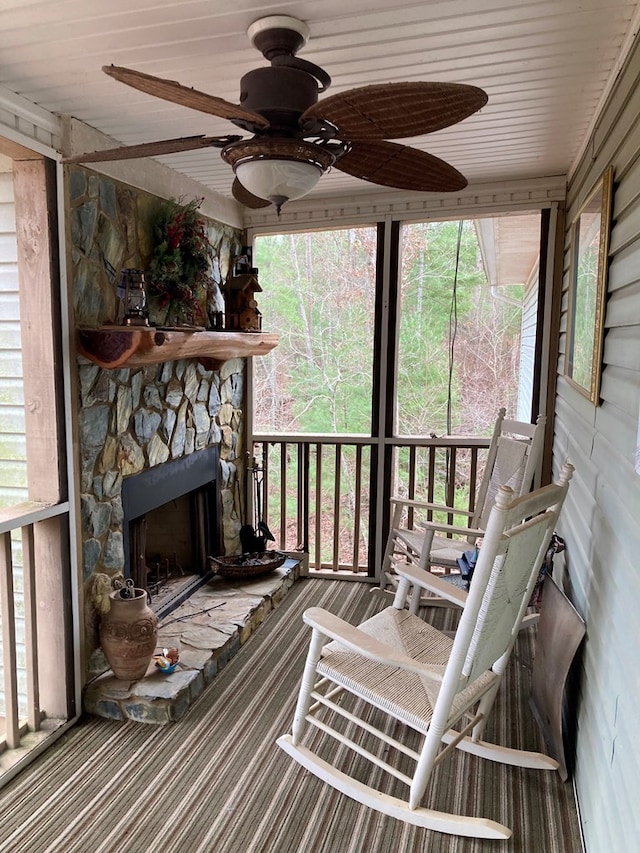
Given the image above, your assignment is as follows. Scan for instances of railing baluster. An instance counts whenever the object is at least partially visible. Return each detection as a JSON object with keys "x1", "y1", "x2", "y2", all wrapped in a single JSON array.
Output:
[
  {"x1": 295, "y1": 443, "x2": 303, "y2": 550},
  {"x1": 352, "y1": 445, "x2": 362, "y2": 572},
  {"x1": 279, "y1": 442, "x2": 287, "y2": 546},
  {"x1": 0, "y1": 530, "x2": 20, "y2": 748},
  {"x1": 333, "y1": 444, "x2": 342, "y2": 571},
  {"x1": 315, "y1": 444, "x2": 322, "y2": 571},
  {"x1": 446, "y1": 447, "x2": 457, "y2": 527},
  {"x1": 469, "y1": 446, "x2": 479, "y2": 518},
  {"x1": 427, "y1": 445, "x2": 437, "y2": 521},
  {"x1": 21, "y1": 523, "x2": 40, "y2": 732},
  {"x1": 428, "y1": 446, "x2": 436, "y2": 505},
  {"x1": 301, "y1": 443, "x2": 309, "y2": 553},
  {"x1": 408, "y1": 446, "x2": 416, "y2": 528},
  {"x1": 261, "y1": 442, "x2": 270, "y2": 532}
]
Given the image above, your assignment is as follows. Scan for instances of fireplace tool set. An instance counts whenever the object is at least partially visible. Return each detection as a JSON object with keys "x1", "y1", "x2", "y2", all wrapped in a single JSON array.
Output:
[
  {"x1": 210, "y1": 458, "x2": 285, "y2": 579},
  {"x1": 240, "y1": 459, "x2": 276, "y2": 553}
]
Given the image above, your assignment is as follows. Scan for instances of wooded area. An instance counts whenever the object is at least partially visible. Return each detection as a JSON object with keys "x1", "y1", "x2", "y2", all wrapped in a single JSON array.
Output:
[{"x1": 253, "y1": 220, "x2": 524, "y2": 438}]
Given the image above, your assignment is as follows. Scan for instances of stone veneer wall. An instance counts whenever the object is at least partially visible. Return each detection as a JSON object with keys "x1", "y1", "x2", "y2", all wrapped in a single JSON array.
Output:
[
  {"x1": 68, "y1": 166, "x2": 246, "y2": 665},
  {"x1": 78, "y1": 356, "x2": 244, "y2": 577}
]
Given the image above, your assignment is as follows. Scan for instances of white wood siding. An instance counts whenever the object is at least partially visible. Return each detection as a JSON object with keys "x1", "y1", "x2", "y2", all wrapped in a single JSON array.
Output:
[
  {"x1": 518, "y1": 277, "x2": 538, "y2": 421},
  {"x1": 0, "y1": 167, "x2": 26, "y2": 505},
  {"x1": 554, "y1": 30, "x2": 640, "y2": 853}
]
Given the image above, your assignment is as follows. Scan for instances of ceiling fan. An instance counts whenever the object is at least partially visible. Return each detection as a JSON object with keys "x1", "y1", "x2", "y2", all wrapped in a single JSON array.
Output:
[{"x1": 65, "y1": 15, "x2": 488, "y2": 214}]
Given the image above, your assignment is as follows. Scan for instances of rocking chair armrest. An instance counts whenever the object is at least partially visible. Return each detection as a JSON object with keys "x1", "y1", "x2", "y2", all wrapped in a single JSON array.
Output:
[
  {"x1": 393, "y1": 563, "x2": 468, "y2": 608},
  {"x1": 390, "y1": 496, "x2": 474, "y2": 518},
  {"x1": 418, "y1": 519, "x2": 485, "y2": 539},
  {"x1": 303, "y1": 606, "x2": 442, "y2": 679}
]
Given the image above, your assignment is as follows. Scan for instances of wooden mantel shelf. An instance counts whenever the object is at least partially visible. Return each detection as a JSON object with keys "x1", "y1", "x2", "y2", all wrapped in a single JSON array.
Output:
[{"x1": 77, "y1": 327, "x2": 279, "y2": 370}]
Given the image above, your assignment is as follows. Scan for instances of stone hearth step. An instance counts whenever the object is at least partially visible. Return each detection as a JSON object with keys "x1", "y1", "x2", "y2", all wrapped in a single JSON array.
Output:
[{"x1": 83, "y1": 558, "x2": 302, "y2": 725}]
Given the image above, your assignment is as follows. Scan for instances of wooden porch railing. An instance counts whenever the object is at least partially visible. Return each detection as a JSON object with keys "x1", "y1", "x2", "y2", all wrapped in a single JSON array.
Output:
[
  {"x1": 250, "y1": 434, "x2": 493, "y2": 575},
  {"x1": 0, "y1": 501, "x2": 69, "y2": 751}
]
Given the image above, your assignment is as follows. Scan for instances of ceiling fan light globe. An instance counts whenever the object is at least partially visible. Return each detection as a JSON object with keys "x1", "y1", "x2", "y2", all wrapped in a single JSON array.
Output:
[{"x1": 235, "y1": 159, "x2": 323, "y2": 204}]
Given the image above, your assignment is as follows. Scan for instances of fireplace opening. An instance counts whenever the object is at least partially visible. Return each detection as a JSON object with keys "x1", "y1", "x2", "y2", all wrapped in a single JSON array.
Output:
[{"x1": 121, "y1": 446, "x2": 220, "y2": 615}]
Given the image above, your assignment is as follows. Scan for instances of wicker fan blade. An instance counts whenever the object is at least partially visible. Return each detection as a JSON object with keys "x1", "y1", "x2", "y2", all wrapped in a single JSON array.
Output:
[
  {"x1": 103, "y1": 65, "x2": 270, "y2": 127},
  {"x1": 301, "y1": 82, "x2": 487, "y2": 140},
  {"x1": 335, "y1": 140, "x2": 468, "y2": 193},
  {"x1": 63, "y1": 134, "x2": 243, "y2": 165},
  {"x1": 232, "y1": 178, "x2": 272, "y2": 209}
]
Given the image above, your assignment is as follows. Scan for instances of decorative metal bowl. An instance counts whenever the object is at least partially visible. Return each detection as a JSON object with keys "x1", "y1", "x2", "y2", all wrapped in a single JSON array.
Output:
[{"x1": 209, "y1": 550, "x2": 287, "y2": 579}]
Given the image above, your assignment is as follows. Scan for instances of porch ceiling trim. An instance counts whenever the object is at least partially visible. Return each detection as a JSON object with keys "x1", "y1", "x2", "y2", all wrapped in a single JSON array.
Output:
[{"x1": 245, "y1": 177, "x2": 566, "y2": 234}]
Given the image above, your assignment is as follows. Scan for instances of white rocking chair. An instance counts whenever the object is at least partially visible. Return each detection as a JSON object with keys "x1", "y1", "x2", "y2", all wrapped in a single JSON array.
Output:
[
  {"x1": 379, "y1": 408, "x2": 546, "y2": 604},
  {"x1": 278, "y1": 463, "x2": 573, "y2": 840}
]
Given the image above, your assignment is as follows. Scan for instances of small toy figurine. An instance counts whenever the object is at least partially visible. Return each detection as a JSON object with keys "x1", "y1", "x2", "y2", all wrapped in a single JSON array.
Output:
[{"x1": 154, "y1": 647, "x2": 180, "y2": 673}]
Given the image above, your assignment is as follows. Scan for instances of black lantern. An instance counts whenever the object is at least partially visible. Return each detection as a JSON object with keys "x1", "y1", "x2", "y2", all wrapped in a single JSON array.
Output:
[{"x1": 118, "y1": 269, "x2": 149, "y2": 326}]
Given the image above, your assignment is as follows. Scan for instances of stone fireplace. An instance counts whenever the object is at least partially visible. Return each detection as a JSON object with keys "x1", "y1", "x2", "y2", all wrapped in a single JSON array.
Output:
[
  {"x1": 78, "y1": 355, "x2": 245, "y2": 663},
  {"x1": 70, "y1": 165, "x2": 247, "y2": 673}
]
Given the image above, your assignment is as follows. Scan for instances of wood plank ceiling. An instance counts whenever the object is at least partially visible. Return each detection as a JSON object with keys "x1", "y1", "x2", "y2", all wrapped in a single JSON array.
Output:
[{"x1": 0, "y1": 0, "x2": 638, "y2": 207}]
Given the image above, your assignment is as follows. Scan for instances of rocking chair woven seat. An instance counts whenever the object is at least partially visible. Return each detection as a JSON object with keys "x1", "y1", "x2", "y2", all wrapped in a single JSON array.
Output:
[{"x1": 320, "y1": 607, "x2": 496, "y2": 730}]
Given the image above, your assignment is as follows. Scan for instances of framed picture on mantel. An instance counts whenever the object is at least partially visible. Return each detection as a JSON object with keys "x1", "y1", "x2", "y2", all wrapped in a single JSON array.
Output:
[{"x1": 564, "y1": 166, "x2": 614, "y2": 405}]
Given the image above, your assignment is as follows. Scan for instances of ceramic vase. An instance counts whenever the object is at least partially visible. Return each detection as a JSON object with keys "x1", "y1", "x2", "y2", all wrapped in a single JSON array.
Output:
[{"x1": 99, "y1": 588, "x2": 158, "y2": 680}]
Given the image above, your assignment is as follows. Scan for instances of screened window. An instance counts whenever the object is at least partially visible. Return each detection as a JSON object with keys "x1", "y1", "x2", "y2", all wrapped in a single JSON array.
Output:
[
  {"x1": 396, "y1": 216, "x2": 539, "y2": 437},
  {"x1": 253, "y1": 227, "x2": 377, "y2": 434}
]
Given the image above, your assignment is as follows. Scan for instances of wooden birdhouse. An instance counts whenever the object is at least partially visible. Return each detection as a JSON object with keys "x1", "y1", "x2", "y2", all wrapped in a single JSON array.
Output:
[{"x1": 224, "y1": 256, "x2": 263, "y2": 331}]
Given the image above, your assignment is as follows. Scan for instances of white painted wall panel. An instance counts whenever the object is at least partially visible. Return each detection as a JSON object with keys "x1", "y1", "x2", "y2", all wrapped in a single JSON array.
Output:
[
  {"x1": 518, "y1": 278, "x2": 538, "y2": 420},
  {"x1": 555, "y1": 30, "x2": 640, "y2": 853}
]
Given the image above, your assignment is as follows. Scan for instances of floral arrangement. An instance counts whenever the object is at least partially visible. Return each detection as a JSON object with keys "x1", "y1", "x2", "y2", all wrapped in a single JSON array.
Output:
[{"x1": 148, "y1": 197, "x2": 214, "y2": 325}]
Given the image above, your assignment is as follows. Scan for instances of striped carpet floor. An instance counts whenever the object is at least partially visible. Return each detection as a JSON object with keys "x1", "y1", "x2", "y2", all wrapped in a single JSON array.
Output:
[{"x1": 0, "y1": 579, "x2": 582, "y2": 853}]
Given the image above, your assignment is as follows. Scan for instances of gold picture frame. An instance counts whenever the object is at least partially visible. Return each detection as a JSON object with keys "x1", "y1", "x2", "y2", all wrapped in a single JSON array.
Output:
[{"x1": 565, "y1": 166, "x2": 614, "y2": 404}]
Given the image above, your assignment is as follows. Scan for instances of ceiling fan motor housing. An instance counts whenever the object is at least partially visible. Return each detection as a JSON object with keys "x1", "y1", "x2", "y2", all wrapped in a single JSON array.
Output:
[{"x1": 239, "y1": 67, "x2": 319, "y2": 129}]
